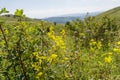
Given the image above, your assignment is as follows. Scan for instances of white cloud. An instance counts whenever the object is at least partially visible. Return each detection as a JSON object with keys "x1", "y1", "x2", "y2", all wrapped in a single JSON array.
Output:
[
  {"x1": 24, "y1": 0, "x2": 120, "y2": 18},
  {"x1": 25, "y1": 6, "x2": 109, "y2": 18}
]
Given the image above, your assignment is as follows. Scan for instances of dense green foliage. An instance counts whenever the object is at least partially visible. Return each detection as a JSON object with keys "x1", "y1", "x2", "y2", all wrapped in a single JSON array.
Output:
[{"x1": 0, "y1": 8, "x2": 120, "y2": 80}]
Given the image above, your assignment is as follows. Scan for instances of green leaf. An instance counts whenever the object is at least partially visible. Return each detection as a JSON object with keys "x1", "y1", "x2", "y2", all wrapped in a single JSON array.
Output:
[
  {"x1": 14, "y1": 9, "x2": 24, "y2": 17},
  {"x1": 0, "y1": 8, "x2": 9, "y2": 14}
]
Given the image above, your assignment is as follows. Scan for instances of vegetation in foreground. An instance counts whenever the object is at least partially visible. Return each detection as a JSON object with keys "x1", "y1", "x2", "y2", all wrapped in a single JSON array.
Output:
[{"x1": 0, "y1": 8, "x2": 120, "y2": 80}]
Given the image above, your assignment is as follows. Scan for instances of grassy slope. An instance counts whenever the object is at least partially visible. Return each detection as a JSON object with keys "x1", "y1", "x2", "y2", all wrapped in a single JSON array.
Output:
[
  {"x1": 96, "y1": 6, "x2": 120, "y2": 20},
  {"x1": 0, "y1": 15, "x2": 42, "y2": 24}
]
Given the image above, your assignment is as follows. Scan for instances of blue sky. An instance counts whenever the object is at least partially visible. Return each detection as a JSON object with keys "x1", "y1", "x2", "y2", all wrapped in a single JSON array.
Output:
[{"x1": 0, "y1": 0, "x2": 120, "y2": 18}]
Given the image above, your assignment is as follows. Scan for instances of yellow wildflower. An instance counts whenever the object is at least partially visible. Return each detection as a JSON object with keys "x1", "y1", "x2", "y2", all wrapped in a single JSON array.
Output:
[
  {"x1": 49, "y1": 26, "x2": 54, "y2": 31},
  {"x1": 47, "y1": 26, "x2": 66, "y2": 49},
  {"x1": 117, "y1": 41, "x2": 120, "y2": 45},
  {"x1": 108, "y1": 52, "x2": 112, "y2": 55},
  {"x1": 97, "y1": 41, "x2": 102, "y2": 49},
  {"x1": 60, "y1": 29, "x2": 65, "y2": 36},
  {"x1": 64, "y1": 57, "x2": 69, "y2": 61},
  {"x1": 90, "y1": 39, "x2": 97, "y2": 46},
  {"x1": 39, "y1": 59, "x2": 42, "y2": 65},
  {"x1": 33, "y1": 52, "x2": 38, "y2": 56},
  {"x1": 33, "y1": 52, "x2": 40, "y2": 59},
  {"x1": 36, "y1": 72, "x2": 43, "y2": 79},
  {"x1": 32, "y1": 63, "x2": 39, "y2": 71},
  {"x1": 50, "y1": 54, "x2": 58, "y2": 59},
  {"x1": 47, "y1": 54, "x2": 58, "y2": 63},
  {"x1": 113, "y1": 48, "x2": 120, "y2": 52},
  {"x1": 105, "y1": 56, "x2": 112, "y2": 63},
  {"x1": 40, "y1": 56, "x2": 47, "y2": 60},
  {"x1": 53, "y1": 36, "x2": 66, "y2": 49}
]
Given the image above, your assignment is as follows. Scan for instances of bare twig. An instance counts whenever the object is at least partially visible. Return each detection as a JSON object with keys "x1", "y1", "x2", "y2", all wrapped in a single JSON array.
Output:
[
  {"x1": 16, "y1": 35, "x2": 28, "y2": 80},
  {"x1": 0, "y1": 24, "x2": 10, "y2": 53}
]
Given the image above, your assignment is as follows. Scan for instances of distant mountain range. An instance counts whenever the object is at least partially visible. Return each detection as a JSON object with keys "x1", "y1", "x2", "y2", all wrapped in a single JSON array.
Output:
[{"x1": 43, "y1": 12, "x2": 101, "y2": 23}]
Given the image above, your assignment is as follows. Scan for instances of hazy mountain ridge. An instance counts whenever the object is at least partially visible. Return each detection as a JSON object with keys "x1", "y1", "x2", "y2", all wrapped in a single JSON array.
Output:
[{"x1": 43, "y1": 12, "x2": 101, "y2": 23}]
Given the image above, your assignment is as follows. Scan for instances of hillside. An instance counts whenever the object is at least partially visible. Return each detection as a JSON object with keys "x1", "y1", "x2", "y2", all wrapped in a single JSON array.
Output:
[
  {"x1": 0, "y1": 14, "x2": 41, "y2": 23},
  {"x1": 96, "y1": 6, "x2": 120, "y2": 20}
]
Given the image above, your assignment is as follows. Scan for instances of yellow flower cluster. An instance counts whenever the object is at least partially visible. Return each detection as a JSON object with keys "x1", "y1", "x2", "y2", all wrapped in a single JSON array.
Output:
[
  {"x1": 108, "y1": 52, "x2": 112, "y2": 55},
  {"x1": 32, "y1": 52, "x2": 45, "y2": 78},
  {"x1": 50, "y1": 54, "x2": 58, "y2": 59},
  {"x1": 104, "y1": 52, "x2": 112, "y2": 63},
  {"x1": 32, "y1": 52, "x2": 58, "y2": 79},
  {"x1": 47, "y1": 26, "x2": 54, "y2": 37},
  {"x1": 32, "y1": 63, "x2": 40, "y2": 71},
  {"x1": 105, "y1": 56, "x2": 112, "y2": 63},
  {"x1": 62, "y1": 57, "x2": 69, "y2": 63},
  {"x1": 117, "y1": 41, "x2": 120, "y2": 45},
  {"x1": 89, "y1": 39, "x2": 97, "y2": 46},
  {"x1": 113, "y1": 41, "x2": 120, "y2": 53},
  {"x1": 47, "y1": 54, "x2": 58, "y2": 63},
  {"x1": 36, "y1": 72, "x2": 43, "y2": 79},
  {"x1": 32, "y1": 26, "x2": 67, "y2": 79},
  {"x1": 54, "y1": 36, "x2": 66, "y2": 48},
  {"x1": 60, "y1": 29, "x2": 65, "y2": 36},
  {"x1": 97, "y1": 41, "x2": 102, "y2": 49},
  {"x1": 48, "y1": 26, "x2": 66, "y2": 49},
  {"x1": 113, "y1": 48, "x2": 120, "y2": 53},
  {"x1": 89, "y1": 39, "x2": 102, "y2": 51},
  {"x1": 33, "y1": 52, "x2": 58, "y2": 64}
]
